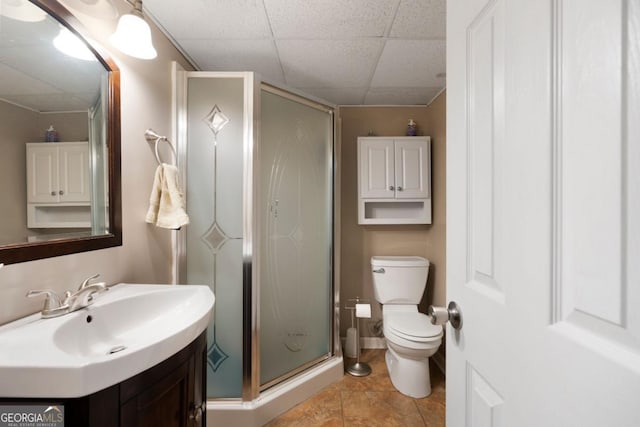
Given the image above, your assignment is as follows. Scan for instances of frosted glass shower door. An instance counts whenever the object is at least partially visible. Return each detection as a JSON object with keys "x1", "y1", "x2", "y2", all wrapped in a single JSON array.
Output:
[
  {"x1": 259, "y1": 89, "x2": 333, "y2": 387},
  {"x1": 184, "y1": 74, "x2": 251, "y2": 399}
]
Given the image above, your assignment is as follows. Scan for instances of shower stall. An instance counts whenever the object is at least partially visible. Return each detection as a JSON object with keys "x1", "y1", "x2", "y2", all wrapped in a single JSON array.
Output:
[{"x1": 172, "y1": 69, "x2": 342, "y2": 424}]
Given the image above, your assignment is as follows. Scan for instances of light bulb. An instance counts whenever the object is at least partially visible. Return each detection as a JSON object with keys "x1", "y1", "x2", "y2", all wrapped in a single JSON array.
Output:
[{"x1": 53, "y1": 27, "x2": 96, "y2": 61}]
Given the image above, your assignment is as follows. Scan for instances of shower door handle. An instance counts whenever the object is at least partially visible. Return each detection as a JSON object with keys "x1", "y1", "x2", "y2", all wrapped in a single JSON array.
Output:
[{"x1": 372, "y1": 268, "x2": 385, "y2": 274}]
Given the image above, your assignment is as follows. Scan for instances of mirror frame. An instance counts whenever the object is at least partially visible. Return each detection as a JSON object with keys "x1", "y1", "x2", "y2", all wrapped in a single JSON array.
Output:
[{"x1": 0, "y1": 0, "x2": 122, "y2": 265}]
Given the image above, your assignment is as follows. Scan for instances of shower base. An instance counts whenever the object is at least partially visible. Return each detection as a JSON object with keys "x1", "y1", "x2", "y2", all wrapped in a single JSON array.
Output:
[{"x1": 206, "y1": 356, "x2": 343, "y2": 426}]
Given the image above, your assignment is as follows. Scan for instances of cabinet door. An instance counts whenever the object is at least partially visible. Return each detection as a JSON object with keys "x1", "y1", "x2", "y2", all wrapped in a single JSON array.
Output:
[
  {"x1": 120, "y1": 360, "x2": 191, "y2": 427},
  {"x1": 394, "y1": 138, "x2": 430, "y2": 199},
  {"x1": 26, "y1": 144, "x2": 59, "y2": 203},
  {"x1": 120, "y1": 333, "x2": 207, "y2": 427},
  {"x1": 58, "y1": 143, "x2": 90, "y2": 202},
  {"x1": 359, "y1": 138, "x2": 395, "y2": 198}
]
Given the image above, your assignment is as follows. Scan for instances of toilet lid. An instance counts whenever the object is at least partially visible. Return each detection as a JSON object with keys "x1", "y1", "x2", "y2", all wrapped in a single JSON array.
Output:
[{"x1": 387, "y1": 312, "x2": 443, "y2": 341}]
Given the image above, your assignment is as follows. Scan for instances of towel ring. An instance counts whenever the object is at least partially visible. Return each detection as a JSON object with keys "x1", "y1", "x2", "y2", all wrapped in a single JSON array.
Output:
[{"x1": 144, "y1": 128, "x2": 176, "y2": 165}]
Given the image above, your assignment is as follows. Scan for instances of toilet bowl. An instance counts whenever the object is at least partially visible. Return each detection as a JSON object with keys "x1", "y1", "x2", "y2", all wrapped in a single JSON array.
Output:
[
  {"x1": 371, "y1": 256, "x2": 442, "y2": 398},
  {"x1": 383, "y1": 305, "x2": 442, "y2": 397}
]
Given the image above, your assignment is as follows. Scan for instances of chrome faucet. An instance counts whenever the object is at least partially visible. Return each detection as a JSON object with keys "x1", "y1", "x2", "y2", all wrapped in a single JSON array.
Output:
[
  {"x1": 25, "y1": 289, "x2": 67, "y2": 318},
  {"x1": 67, "y1": 282, "x2": 108, "y2": 312},
  {"x1": 26, "y1": 274, "x2": 108, "y2": 318}
]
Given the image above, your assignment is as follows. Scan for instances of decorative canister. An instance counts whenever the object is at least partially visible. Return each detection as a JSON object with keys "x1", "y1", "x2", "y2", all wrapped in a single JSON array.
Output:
[
  {"x1": 406, "y1": 119, "x2": 417, "y2": 136},
  {"x1": 45, "y1": 125, "x2": 59, "y2": 142}
]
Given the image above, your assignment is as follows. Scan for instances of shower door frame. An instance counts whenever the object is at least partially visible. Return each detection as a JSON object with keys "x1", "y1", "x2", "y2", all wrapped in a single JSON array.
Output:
[{"x1": 172, "y1": 66, "x2": 341, "y2": 401}]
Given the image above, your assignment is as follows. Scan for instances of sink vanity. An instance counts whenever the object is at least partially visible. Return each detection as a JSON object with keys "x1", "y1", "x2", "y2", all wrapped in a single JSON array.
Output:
[{"x1": 0, "y1": 284, "x2": 214, "y2": 426}]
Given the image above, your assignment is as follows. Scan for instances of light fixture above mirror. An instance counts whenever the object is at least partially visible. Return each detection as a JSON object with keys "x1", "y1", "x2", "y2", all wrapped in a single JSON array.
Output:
[{"x1": 110, "y1": 0, "x2": 157, "y2": 60}]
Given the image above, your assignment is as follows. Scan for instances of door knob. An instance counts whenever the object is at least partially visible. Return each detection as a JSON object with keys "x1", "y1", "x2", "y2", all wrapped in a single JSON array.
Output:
[
  {"x1": 397, "y1": 186, "x2": 403, "y2": 191},
  {"x1": 389, "y1": 186, "x2": 395, "y2": 191},
  {"x1": 427, "y1": 301, "x2": 462, "y2": 330}
]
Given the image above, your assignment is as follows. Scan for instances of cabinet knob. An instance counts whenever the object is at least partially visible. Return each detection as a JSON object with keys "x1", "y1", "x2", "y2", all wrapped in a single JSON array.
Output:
[
  {"x1": 389, "y1": 186, "x2": 395, "y2": 191},
  {"x1": 397, "y1": 186, "x2": 403, "y2": 191},
  {"x1": 59, "y1": 190, "x2": 64, "y2": 195},
  {"x1": 189, "y1": 402, "x2": 206, "y2": 423},
  {"x1": 51, "y1": 191, "x2": 56, "y2": 196}
]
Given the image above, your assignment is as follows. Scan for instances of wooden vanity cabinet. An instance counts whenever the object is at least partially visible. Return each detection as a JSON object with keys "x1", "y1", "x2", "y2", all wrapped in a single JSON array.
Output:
[
  {"x1": 0, "y1": 332, "x2": 207, "y2": 427},
  {"x1": 119, "y1": 331, "x2": 207, "y2": 427}
]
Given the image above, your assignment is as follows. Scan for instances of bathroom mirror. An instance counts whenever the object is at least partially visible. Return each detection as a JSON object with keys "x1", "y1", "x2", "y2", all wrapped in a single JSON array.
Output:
[{"x1": 0, "y1": 0, "x2": 121, "y2": 264}]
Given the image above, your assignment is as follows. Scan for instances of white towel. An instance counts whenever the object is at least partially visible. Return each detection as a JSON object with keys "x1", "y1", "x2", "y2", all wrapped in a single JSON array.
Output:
[{"x1": 145, "y1": 163, "x2": 190, "y2": 229}]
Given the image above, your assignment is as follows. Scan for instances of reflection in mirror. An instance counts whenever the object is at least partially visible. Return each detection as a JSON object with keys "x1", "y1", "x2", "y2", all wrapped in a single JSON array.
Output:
[{"x1": 0, "y1": 0, "x2": 121, "y2": 264}]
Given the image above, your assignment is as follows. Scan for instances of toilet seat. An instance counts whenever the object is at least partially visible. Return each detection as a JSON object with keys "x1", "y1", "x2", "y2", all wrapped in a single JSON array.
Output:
[{"x1": 386, "y1": 312, "x2": 442, "y2": 343}]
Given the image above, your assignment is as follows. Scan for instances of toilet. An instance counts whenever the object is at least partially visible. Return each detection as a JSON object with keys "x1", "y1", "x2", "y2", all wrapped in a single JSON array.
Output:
[{"x1": 371, "y1": 256, "x2": 442, "y2": 398}]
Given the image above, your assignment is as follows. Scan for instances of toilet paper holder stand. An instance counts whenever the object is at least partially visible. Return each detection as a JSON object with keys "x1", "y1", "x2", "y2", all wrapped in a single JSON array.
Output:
[{"x1": 344, "y1": 298, "x2": 372, "y2": 377}]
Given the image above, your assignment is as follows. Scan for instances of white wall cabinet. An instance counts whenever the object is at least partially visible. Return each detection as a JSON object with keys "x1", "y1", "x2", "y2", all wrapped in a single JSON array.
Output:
[
  {"x1": 26, "y1": 142, "x2": 91, "y2": 228},
  {"x1": 357, "y1": 137, "x2": 431, "y2": 224}
]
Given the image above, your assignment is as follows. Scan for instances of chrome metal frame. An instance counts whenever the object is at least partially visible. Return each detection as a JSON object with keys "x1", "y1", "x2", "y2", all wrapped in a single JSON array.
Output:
[
  {"x1": 243, "y1": 73, "x2": 259, "y2": 401},
  {"x1": 171, "y1": 61, "x2": 188, "y2": 284},
  {"x1": 252, "y1": 82, "x2": 338, "y2": 394}
]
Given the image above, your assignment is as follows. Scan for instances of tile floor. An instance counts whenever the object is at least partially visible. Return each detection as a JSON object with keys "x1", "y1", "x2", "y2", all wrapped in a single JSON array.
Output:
[{"x1": 265, "y1": 349, "x2": 446, "y2": 427}]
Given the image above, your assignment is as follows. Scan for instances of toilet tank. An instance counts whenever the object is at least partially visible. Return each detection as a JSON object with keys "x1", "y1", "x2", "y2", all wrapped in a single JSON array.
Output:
[{"x1": 371, "y1": 256, "x2": 429, "y2": 304}]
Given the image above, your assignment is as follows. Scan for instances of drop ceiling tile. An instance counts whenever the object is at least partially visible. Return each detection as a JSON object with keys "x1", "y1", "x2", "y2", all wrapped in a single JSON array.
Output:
[
  {"x1": 145, "y1": 0, "x2": 271, "y2": 39},
  {"x1": 0, "y1": 15, "x2": 58, "y2": 47},
  {"x1": 370, "y1": 39, "x2": 445, "y2": 87},
  {"x1": 4, "y1": 93, "x2": 88, "y2": 112},
  {"x1": 298, "y1": 87, "x2": 367, "y2": 106},
  {"x1": 265, "y1": 0, "x2": 399, "y2": 38},
  {"x1": 389, "y1": 0, "x2": 446, "y2": 39},
  {"x1": 277, "y1": 39, "x2": 384, "y2": 88},
  {"x1": 0, "y1": 63, "x2": 60, "y2": 96},
  {"x1": 179, "y1": 39, "x2": 285, "y2": 84},
  {"x1": 2, "y1": 45, "x2": 103, "y2": 94},
  {"x1": 364, "y1": 87, "x2": 442, "y2": 105}
]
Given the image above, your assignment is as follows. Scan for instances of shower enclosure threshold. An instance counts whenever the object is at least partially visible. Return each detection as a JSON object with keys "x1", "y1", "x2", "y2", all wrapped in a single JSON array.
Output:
[{"x1": 206, "y1": 356, "x2": 343, "y2": 426}]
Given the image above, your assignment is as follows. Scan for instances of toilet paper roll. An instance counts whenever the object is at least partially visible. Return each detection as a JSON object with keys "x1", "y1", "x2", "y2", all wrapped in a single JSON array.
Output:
[
  {"x1": 429, "y1": 306, "x2": 449, "y2": 325},
  {"x1": 355, "y1": 303, "x2": 371, "y2": 319}
]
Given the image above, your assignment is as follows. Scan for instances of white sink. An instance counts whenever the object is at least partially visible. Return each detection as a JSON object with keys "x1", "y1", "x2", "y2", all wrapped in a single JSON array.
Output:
[{"x1": 0, "y1": 284, "x2": 214, "y2": 398}]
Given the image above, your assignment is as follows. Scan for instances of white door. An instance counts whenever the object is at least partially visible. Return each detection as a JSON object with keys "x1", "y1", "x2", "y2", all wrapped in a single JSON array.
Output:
[
  {"x1": 447, "y1": 0, "x2": 640, "y2": 426},
  {"x1": 26, "y1": 144, "x2": 58, "y2": 203},
  {"x1": 394, "y1": 138, "x2": 430, "y2": 199},
  {"x1": 58, "y1": 143, "x2": 90, "y2": 203},
  {"x1": 358, "y1": 138, "x2": 395, "y2": 198}
]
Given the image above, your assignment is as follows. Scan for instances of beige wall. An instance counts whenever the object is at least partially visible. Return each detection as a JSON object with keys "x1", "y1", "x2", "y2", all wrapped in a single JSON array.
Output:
[
  {"x1": 37, "y1": 112, "x2": 89, "y2": 142},
  {"x1": 339, "y1": 93, "x2": 446, "y2": 337},
  {"x1": 0, "y1": 0, "x2": 193, "y2": 325},
  {"x1": 422, "y1": 91, "x2": 446, "y2": 314},
  {"x1": 0, "y1": 101, "x2": 38, "y2": 245}
]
